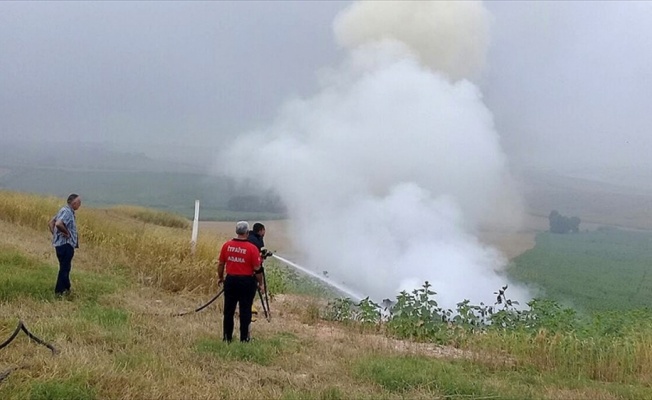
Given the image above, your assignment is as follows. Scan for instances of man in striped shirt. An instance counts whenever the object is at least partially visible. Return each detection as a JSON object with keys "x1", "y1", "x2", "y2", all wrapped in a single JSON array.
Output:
[{"x1": 48, "y1": 193, "x2": 81, "y2": 296}]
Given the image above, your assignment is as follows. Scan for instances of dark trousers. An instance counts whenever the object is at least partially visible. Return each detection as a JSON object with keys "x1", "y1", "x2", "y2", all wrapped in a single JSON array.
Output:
[
  {"x1": 55, "y1": 244, "x2": 74, "y2": 295},
  {"x1": 223, "y1": 275, "x2": 257, "y2": 342}
]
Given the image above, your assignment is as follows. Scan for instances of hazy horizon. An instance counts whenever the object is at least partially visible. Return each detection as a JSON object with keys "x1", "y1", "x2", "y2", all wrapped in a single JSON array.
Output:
[
  {"x1": 2, "y1": 1, "x2": 651, "y2": 174},
  {"x1": 3, "y1": 1, "x2": 652, "y2": 304}
]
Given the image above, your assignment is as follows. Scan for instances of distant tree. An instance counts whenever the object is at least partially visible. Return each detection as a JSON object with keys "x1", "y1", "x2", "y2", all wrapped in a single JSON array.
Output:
[
  {"x1": 548, "y1": 210, "x2": 581, "y2": 234},
  {"x1": 548, "y1": 210, "x2": 565, "y2": 233}
]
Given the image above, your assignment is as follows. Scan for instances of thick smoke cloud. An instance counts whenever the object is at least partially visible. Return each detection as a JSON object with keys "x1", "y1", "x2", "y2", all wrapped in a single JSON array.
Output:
[
  {"x1": 218, "y1": 1, "x2": 528, "y2": 308},
  {"x1": 333, "y1": 0, "x2": 490, "y2": 80}
]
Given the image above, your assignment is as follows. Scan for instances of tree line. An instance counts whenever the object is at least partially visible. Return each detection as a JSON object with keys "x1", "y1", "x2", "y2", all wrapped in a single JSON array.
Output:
[{"x1": 548, "y1": 210, "x2": 581, "y2": 234}]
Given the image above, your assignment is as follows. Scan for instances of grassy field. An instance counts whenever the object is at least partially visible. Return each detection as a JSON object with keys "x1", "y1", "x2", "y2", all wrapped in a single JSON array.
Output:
[
  {"x1": 520, "y1": 169, "x2": 652, "y2": 231},
  {"x1": 3, "y1": 191, "x2": 652, "y2": 399},
  {"x1": 509, "y1": 229, "x2": 652, "y2": 313},
  {"x1": 0, "y1": 167, "x2": 284, "y2": 221},
  {"x1": 6, "y1": 164, "x2": 651, "y2": 228}
]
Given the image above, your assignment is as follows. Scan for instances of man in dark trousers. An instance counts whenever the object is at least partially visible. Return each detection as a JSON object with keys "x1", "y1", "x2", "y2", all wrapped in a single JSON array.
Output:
[
  {"x1": 48, "y1": 193, "x2": 82, "y2": 296},
  {"x1": 247, "y1": 222, "x2": 271, "y2": 321},
  {"x1": 217, "y1": 221, "x2": 264, "y2": 342}
]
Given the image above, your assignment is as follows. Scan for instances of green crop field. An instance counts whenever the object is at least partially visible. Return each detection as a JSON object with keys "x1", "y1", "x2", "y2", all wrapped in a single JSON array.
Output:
[
  {"x1": 509, "y1": 228, "x2": 652, "y2": 313},
  {"x1": 0, "y1": 166, "x2": 284, "y2": 221},
  {"x1": 0, "y1": 166, "x2": 228, "y2": 211}
]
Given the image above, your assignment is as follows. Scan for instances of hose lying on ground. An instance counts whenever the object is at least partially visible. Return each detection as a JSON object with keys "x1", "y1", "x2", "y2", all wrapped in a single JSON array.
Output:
[
  {"x1": 0, "y1": 320, "x2": 57, "y2": 354},
  {"x1": 0, "y1": 320, "x2": 58, "y2": 384},
  {"x1": 170, "y1": 289, "x2": 224, "y2": 317}
]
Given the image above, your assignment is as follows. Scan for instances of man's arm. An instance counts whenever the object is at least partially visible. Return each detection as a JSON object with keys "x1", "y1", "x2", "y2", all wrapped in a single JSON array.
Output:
[
  {"x1": 48, "y1": 217, "x2": 56, "y2": 234},
  {"x1": 54, "y1": 219, "x2": 70, "y2": 237},
  {"x1": 217, "y1": 261, "x2": 225, "y2": 284}
]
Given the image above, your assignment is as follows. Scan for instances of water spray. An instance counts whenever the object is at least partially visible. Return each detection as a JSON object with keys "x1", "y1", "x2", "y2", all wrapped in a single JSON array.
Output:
[{"x1": 271, "y1": 254, "x2": 366, "y2": 302}]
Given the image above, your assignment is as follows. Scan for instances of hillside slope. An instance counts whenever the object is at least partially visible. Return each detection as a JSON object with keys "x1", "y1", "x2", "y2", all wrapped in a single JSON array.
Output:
[{"x1": 2, "y1": 192, "x2": 652, "y2": 399}]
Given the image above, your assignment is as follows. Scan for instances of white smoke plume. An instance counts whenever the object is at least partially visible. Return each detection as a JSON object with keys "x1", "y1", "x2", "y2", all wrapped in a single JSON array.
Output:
[
  {"x1": 333, "y1": 0, "x2": 491, "y2": 80},
  {"x1": 217, "y1": 1, "x2": 528, "y2": 309}
]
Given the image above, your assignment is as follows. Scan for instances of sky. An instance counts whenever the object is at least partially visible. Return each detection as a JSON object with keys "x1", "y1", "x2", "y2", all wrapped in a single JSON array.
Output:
[
  {"x1": 482, "y1": 1, "x2": 652, "y2": 172},
  {"x1": 0, "y1": 1, "x2": 345, "y2": 161},
  {"x1": 2, "y1": 1, "x2": 651, "y2": 172},
  {"x1": 2, "y1": 1, "x2": 652, "y2": 305}
]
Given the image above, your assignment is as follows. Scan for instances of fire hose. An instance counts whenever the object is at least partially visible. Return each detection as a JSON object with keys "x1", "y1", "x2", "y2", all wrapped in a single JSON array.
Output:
[
  {"x1": 170, "y1": 289, "x2": 224, "y2": 317},
  {"x1": 0, "y1": 320, "x2": 58, "y2": 354},
  {"x1": 0, "y1": 320, "x2": 58, "y2": 384},
  {"x1": 167, "y1": 272, "x2": 271, "y2": 321}
]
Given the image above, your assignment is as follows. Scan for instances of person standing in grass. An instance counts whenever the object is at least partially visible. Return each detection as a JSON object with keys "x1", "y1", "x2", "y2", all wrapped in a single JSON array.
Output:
[
  {"x1": 247, "y1": 222, "x2": 266, "y2": 252},
  {"x1": 217, "y1": 221, "x2": 264, "y2": 342},
  {"x1": 48, "y1": 193, "x2": 82, "y2": 296},
  {"x1": 247, "y1": 222, "x2": 268, "y2": 322}
]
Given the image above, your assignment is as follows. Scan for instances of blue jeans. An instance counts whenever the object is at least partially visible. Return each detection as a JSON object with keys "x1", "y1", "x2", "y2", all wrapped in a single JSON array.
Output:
[{"x1": 55, "y1": 244, "x2": 74, "y2": 294}]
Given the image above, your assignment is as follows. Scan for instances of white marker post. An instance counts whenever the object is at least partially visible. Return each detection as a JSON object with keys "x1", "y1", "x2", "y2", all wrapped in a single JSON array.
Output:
[{"x1": 190, "y1": 200, "x2": 200, "y2": 254}]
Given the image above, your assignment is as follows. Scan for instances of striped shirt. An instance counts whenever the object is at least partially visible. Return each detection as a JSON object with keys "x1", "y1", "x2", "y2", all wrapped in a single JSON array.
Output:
[{"x1": 52, "y1": 205, "x2": 78, "y2": 248}]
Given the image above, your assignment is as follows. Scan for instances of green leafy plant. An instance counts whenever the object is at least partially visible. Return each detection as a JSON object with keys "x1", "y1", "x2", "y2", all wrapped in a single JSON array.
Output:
[
  {"x1": 386, "y1": 282, "x2": 452, "y2": 342},
  {"x1": 323, "y1": 298, "x2": 355, "y2": 322},
  {"x1": 356, "y1": 297, "x2": 382, "y2": 325}
]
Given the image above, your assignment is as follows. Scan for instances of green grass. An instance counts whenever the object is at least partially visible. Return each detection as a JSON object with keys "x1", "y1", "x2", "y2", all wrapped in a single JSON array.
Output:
[
  {"x1": 354, "y1": 355, "x2": 492, "y2": 397},
  {"x1": 509, "y1": 229, "x2": 652, "y2": 313},
  {"x1": 77, "y1": 304, "x2": 129, "y2": 329},
  {"x1": 194, "y1": 332, "x2": 299, "y2": 366},
  {"x1": 280, "y1": 387, "x2": 357, "y2": 400},
  {"x1": 353, "y1": 354, "x2": 652, "y2": 399},
  {"x1": 29, "y1": 375, "x2": 96, "y2": 400},
  {"x1": 0, "y1": 248, "x2": 124, "y2": 302}
]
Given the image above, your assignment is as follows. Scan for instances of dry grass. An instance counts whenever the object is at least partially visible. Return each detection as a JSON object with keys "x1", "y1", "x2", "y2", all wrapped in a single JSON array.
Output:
[
  {"x1": 0, "y1": 273, "x2": 435, "y2": 399},
  {"x1": 0, "y1": 193, "x2": 432, "y2": 399},
  {"x1": 0, "y1": 271, "x2": 389, "y2": 399},
  {"x1": 111, "y1": 205, "x2": 191, "y2": 229},
  {"x1": 2, "y1": 191, "x2": 652, "y2": 399}
]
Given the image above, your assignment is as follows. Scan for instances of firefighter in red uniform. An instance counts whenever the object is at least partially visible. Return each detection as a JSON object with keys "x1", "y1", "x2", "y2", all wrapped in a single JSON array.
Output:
[{"x1": 217, "y1": 221, "x2": 264, "y2": 342}]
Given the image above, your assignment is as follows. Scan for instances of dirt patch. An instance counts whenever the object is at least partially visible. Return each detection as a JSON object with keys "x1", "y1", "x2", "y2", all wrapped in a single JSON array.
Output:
[
  {"x1": 364, "y1": 334, "x2": 476, "y2": 360},
  {"x1": 272, "y1": 294, "x2": 514, "y2": 365}
]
